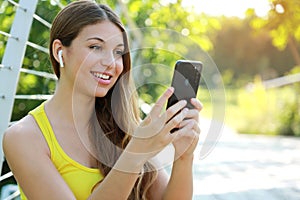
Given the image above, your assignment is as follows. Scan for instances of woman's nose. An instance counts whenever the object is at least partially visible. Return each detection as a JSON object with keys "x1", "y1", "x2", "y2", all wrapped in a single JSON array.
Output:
[{"x1": 101, "y1": 51, "x2": 115, "y2": 68}]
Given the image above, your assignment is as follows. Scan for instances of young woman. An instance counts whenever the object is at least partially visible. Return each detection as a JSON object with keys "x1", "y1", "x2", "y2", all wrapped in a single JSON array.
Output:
[{"x1": 3, "y1": 1, "x2": 203, "y2": 199}]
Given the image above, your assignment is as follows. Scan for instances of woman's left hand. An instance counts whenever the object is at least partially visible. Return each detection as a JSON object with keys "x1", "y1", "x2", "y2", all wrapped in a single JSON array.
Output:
[{"x1": 172, "y1": 98, "x2": 203, "y2": 160}]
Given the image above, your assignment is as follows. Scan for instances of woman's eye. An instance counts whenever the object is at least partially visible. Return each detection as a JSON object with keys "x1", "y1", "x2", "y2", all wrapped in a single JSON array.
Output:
[
  {"x1": 90, "y1": 45, "x2": 102, "y2": 50},
  {"x1": 115, "y1": 49, "x2": 124, "y2": 56}
]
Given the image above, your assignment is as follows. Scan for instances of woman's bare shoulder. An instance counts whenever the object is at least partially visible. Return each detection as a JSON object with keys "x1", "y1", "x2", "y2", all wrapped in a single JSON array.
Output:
[
  {"x1": 3, "y1": 114, "x2": 49, "y2": 157},
  {"x1": 4, "y1": 115, "x2": 38, "y2": 141},
  {"x1": 3, "y1": 115, "x2": 76, "y2": 199}
]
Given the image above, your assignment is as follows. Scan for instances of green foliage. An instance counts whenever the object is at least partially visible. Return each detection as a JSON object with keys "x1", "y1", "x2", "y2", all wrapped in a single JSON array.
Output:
[
  {"x1": 278, "y1": 98, "x2": 300, "y2": 136},
  {"x1": 126, "y1": 0, "x2": 219, "y2": 52},
  {"x1": 225, "y1": 73, "x2": 300, "y2": 137},
  {"x1": 212, "y1": 16, "x2": 296, "y2": 83},
  {"x1": 0, "y1": 1, "x2": 15, "y2": 57},
  {"x1": 233, "y1": 76, "x2": 278, "y2": 135},
  {"x1": 276, "y1": 66, "x2": 300, "y2": 136},
  {"x1": 117, "y1": 0, "x2": 222, "y2": 102},
  {"x1": 249, "y1": 0, "x2": 300, "y2": 46},
  {"x1": 247, "y1": 0, "x2": 300, "y2": 65}
]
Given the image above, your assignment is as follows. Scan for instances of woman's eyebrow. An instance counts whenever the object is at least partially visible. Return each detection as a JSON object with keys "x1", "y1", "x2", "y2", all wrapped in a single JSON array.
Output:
[
  {"x1": 86, "y1": 37, "x2": 104, "y2": 42},
  {"x1": 116, "y1": 43, "x2": 125, "y2": 47},
  {"x1": 86, "y1": 37, "x2": 124, "y2": 47}
]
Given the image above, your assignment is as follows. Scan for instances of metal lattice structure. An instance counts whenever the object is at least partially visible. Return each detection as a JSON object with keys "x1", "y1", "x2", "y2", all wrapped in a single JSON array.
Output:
[{"x1": 0, "y1": 0, "x2": 39, "y2": 172}]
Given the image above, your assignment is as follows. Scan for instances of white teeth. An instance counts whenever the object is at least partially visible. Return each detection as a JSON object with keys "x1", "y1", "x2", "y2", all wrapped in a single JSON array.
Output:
[{"x1": 92, "y1": 72, "x2": 110, "y2": 80}]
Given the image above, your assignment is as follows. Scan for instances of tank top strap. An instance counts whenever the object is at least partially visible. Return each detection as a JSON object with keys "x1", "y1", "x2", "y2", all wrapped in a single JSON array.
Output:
[{"x1": 28, "y1": 102, "x2": 55, "y2": 154}]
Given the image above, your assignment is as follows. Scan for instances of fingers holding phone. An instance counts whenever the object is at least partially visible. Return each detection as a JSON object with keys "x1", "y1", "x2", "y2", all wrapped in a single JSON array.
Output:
[
  {"x1": 129, "y1": 87, "x2": 191, "y2": 158},
  {"x1": 165, "y1": 60, "x2": 203, "y2": 158}
]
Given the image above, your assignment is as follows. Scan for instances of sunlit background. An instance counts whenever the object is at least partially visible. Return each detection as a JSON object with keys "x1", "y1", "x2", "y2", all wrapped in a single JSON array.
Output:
[{"x1": 181, "y1": 0, "x2": 271, "y2": 18}]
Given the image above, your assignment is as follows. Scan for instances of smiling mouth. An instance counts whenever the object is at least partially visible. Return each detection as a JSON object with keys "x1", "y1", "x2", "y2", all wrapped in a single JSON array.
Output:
[{"x1": 91, "y1": 72, "x2": 112, "y2": 80}]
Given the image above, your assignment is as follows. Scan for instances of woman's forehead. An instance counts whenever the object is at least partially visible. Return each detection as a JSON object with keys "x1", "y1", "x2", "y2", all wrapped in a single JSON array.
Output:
[{"x1": 77, "y1": 21, "x2": 124, "y2": 45}]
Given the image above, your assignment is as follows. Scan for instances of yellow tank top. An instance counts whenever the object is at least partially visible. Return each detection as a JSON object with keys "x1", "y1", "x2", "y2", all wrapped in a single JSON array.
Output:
[{"x1": 19, "y1": 103, "x2": 103, "y2": 200}]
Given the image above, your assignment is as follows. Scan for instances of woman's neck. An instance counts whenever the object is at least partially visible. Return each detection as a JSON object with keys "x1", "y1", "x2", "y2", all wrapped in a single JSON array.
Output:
[{"x1": 45, "y1": 81, "x2": 96, "y2": 128}]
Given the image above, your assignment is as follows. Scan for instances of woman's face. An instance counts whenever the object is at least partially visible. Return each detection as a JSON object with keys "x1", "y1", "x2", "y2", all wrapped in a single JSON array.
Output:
[{"x1": 62, "y1": 20, "x2": 125, "y2": 98}]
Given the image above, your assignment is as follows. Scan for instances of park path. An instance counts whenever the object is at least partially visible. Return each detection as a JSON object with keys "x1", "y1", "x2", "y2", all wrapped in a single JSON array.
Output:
[{"x1": 192, "y1": 119, "x2": 300, "y2": 200}]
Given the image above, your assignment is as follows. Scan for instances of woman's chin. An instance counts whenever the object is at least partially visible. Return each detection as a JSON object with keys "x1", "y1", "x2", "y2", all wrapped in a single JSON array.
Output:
[{"x1": 94, "y1": 89, "x2": 109, "y2": 98}]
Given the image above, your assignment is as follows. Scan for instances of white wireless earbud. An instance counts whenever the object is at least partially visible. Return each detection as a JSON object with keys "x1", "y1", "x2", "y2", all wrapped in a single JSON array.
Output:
[{"x1": 58, "y1": 50, "x2": 64, "y2": 68}]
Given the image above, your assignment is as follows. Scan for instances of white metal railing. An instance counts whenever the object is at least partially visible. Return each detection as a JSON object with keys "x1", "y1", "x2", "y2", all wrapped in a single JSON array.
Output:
[
  {"x1": 3, "y1": 190, "x2": 20, "y2": 200},
  {"x1": 14, "y1": 94, "x2": 53, "y2": 100},
  {"x1": 0, "y1": 31, "x2": 19, "y2": 41},
  {"x1": 19, "y1": 68, "x2": 57, "y2": 80},
  {"x1": 33, "y1": 13, "x2": 52, "y2": 28},
  {"x1": 0, "y1": 0, "x2": 40, "y2": 199},
  {"x1": 5, "y1": 0, "x2": 26, "y2": 11},
  {"x1": 26, "y1": 41, "x2": 49, "y2": 54},
  {"x1": 0, "y1": 0, "x2": 39, "y2": 175},
  {"x1": 0, "y1": 172, "x2": 13, "y2": 182},
  {"x1": 263, "y1": 73, "x2": 300, "y2": 89}
]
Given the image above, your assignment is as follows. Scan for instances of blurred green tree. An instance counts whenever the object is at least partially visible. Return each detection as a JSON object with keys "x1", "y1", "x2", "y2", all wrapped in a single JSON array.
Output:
[
  {"x1": 248, "y1": 0, "x2": 300, "y2": 65},
  {"x1": 211, "y1": 16, "x2": 295, "y2": 86},
  {"x1": 116, "y1": 0, "x2": 221, "y2": 105}
]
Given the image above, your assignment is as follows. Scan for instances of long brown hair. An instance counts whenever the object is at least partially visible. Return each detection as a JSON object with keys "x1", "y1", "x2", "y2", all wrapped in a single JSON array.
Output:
[{"x1": 49, "y1": 1, "x2": 157, "y2": 199}]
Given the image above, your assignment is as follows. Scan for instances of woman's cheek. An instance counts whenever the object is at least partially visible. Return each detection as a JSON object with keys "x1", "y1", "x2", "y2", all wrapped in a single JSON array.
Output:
[{"x1": 116, "y1": 61, "x2": 124, "y2": 76}]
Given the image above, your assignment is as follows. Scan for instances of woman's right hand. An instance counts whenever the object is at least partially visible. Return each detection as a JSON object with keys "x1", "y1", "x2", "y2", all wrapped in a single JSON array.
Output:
[{"x1": 125, "y1": 87, "x2": 189, "y2": 160}]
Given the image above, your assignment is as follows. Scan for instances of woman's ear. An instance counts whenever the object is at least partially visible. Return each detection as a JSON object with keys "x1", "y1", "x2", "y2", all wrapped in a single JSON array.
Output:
[{"x1": 52, "y1": 39, "x2": 64, "y2": 67}]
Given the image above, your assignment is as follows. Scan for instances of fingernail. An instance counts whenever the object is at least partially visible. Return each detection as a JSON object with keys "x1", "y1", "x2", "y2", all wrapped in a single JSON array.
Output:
[
  {"x1": 191, "y1": 98, "x2": 203, "y2": 109},
  {"x1": 182, "y1": 108, "x2": 188, "y2": 114},
  {"x1": 166, "y1": 87, "x2": 174, "y2": 96},
  {"x1": 191, "y1": 98, "x2": 197, "y2": 103},
  {"x1": 169, "y1": 87, "x2": 174, "y2": 92}
]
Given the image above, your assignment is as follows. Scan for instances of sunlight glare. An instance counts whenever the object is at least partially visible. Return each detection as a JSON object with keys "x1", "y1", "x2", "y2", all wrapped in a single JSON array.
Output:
[
  {"x1": 275, "y1": 4, "x2": 285, "y2": 14},
  {"x1": 181, "y1": 0, "x2": 271, "y2": 18}
]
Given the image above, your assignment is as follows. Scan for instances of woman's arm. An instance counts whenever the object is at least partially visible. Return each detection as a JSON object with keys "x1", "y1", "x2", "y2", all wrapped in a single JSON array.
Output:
[
  {"x1": 162, "y1": 155, "x2": 194, "y2": 200},
  {"x1": 88, "y1": 148, "x2": 147, "y2": 199},
  {"x1": 147, "y1": 154, "x2": 195, "y2": 200},
  {"x1": 161, "y1": 98, "x2": 203, "y2": 200}
]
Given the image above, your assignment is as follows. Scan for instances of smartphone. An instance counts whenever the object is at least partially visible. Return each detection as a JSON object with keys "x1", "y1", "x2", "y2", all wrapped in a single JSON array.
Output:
[{"x1": 166, "y1": 60, "x2": 202, "y2": 132}]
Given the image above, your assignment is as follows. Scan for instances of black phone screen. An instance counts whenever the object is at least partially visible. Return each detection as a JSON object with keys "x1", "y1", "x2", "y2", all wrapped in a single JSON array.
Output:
[{"x1": 166, "y1": 60, "x2": 202, "y2": 110}]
